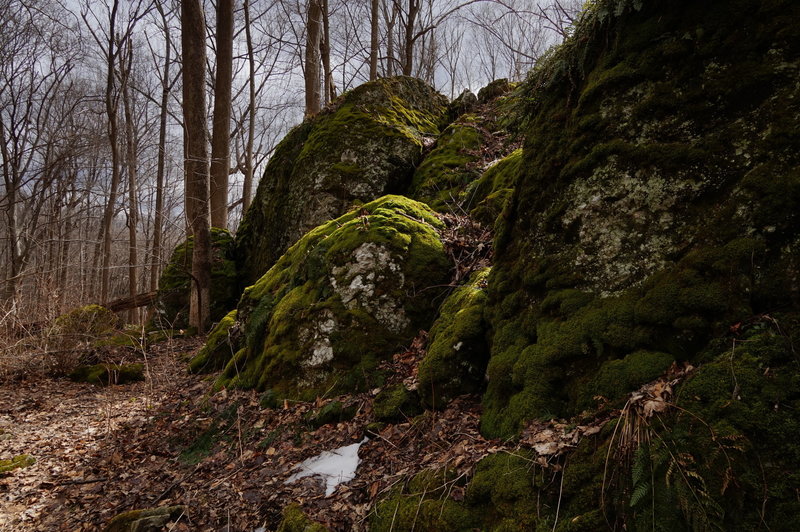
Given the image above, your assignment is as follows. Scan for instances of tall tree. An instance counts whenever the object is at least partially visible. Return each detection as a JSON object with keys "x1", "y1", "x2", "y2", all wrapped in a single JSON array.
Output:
[
  {"x1": 210, "y1": 0, "x2": 234, "y2": 229},
  {"x1": 304, "y1": 0, "x2": 322, "y2": 116},
  {"x1": 181, "y1": 0, "x2": 211, "y2": 331},
  {"x1": 369, "y1": 0, "x2": 380, "y2": 80}
]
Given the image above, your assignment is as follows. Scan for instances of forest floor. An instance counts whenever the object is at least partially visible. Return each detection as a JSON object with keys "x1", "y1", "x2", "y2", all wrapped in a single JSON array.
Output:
[{"x1": 0, "y1": 334, "x2": 510, "y2": 531}]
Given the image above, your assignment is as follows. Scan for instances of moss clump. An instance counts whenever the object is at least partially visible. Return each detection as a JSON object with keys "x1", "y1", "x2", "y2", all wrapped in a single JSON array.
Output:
[
  {"x1": 373, "y1": 384, "x2": 422, "y2": 422},
  {"x1": 411, "y1": 122, "x2": 483, "y2": 210},
  {"x1": 442, "y1": 89, "x2": 478, "y2": 126},
  {"x1": 0, "y1": 454, "x2": 35, "y2": 474},
  {"x1": 206, "y1": 196, "x2": 451, "y2": 399},
  {"x1": 53, "y1": 305, "x2": 119, "y2": 346},
  {"x1": 581, "y1": 350, "x2": 674, "y2": 408},
  {"x1": 370, "y1": 468, "x2": 477, "y2": 531},
  {"x1": 69, "y1": 363, "x2": 144, "y2": 386},
  {"x1": 155, "y1": 227, "x2": 238, "y2": 329},
  {"x1": 419, "y1": 269, "x2": 491, "y2": 408},
  {"x1": 188, "y1": 310, "x2": 238, "y2": 373},
  {"x1": 236, "y1": 77, "x2": 448, "y2": 285},
  {"x1": 305, "y1": 401, "x2": 357, "y2": 429},
  {"x1": 276, "y1": 504, "x2": 328, "y2": 532},
  {"x1": 466, "y1": 149, "x2": 522, "y2": 227},
  {"x1": 105, "y1": 505, "x2": 185, "y2": 532}
]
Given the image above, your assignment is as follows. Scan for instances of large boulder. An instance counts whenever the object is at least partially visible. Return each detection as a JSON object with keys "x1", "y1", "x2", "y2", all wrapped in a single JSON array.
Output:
[
  {"x1": 192, "y1": 196, "x2": 451, "y2": 400},
  {"x1": 468, "y1": 0, "x2": 800, "y2": 529},
  {"x1": 235, "y1": 77, "x2": 448, "y2": 285}
]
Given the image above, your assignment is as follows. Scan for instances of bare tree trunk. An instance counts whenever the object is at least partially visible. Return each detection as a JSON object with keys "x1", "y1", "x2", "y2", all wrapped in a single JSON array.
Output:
[
  {"x1": 321, "y1": 0, "x2": 335, "y2": 104},
  {"x1": 402, "y1": 0, "x2": 420, "y2": 76},
  {"x1": 121, "y1": 39, "x2": 139, "y2": 323},
  {"x1": 304, "y1": 0, "x2": 322, "y2": 117},
  {"x1": 150, "y1": 0, "x2": 172, "y2": 292},
  {"x1": 383, "y1": 0, "x2": 399, "y2": 76},
  {"x1": 209, "y1": 0, "x2": 233, "y2": 229},
  {"x1": 370, "y1": 0, "x2": 379, "y2": 80},
  {"x1": 242, "y1": 0, "x2": 256, "y2": 213},
  {"x1": 0, "y1": 124, "x2": 21, "y2": 302},
  {"x1": 181, "y1": 0, "x2": 211, "y2": 332},
  {"x1": 99, "y1": 3, "x2": 123, "y2": 303}
]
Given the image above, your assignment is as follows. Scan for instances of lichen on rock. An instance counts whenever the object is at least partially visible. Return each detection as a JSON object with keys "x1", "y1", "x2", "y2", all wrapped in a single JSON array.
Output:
[
  {"x1": 195, "y1": 195, "x2": 451, "y2": 400},
  {"x1": 235, "y1": 77, "x2": 448, "y2": 285}
]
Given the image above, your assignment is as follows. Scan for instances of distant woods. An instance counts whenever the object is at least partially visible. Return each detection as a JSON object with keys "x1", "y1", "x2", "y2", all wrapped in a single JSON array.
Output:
[{"x1": 0, "y1": 0, "x2": 579, "y2": 322}]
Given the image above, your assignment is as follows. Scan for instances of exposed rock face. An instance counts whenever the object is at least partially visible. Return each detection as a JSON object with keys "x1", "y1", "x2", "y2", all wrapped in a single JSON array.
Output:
[
  {"x1": 155, "y1": 228, "x2": 238, "y2": 329},
  {"x1": 468, "y1": 0, "x2": 800, "y2": 529},
  {"x1": 193, "y1": 196, "x2": 451, "y2": 399},
  {"x1": 235, "y1": 77, "x2": 448, "y2": 285}
]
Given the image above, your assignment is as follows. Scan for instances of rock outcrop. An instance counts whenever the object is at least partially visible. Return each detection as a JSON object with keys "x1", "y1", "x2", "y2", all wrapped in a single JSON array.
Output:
[
  {"x1": 192, "y1": 196, "x2": 451, "y2": 400},
  {"x1": 235, "y1": 77, "x2": 448, "y2": 285}
]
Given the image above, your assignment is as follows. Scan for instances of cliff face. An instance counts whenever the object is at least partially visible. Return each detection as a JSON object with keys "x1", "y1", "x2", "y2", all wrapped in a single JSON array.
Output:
[{"x1": 193, "y1": 0, "x2": 800, "y2": 528}]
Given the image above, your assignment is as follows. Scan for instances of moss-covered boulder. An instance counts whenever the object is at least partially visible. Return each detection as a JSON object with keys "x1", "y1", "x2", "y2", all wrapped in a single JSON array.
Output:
[
  {"x1": 69, "y1": 363, "x2": 144, "y2": 386},
  {"x1": 484, "y1": 0, "x2": 800, "y2": 436},
  {"x1": 373, "y1": 384, "x2": 422, "y2": 422},
  {"x1": 466, "y1": 148, "x2": 522, "y2": 227},
  {"x1": 418, "y1": 268, "x2": 491, "y2": 408},
  {"x1": 467, "y1": 0, "x2": 800, "y2": 528},
  {"x1": 193, "y1": 196, "x2": 451, "y2": 399},
  {"x1": 52, "y1": 304, "x2": 119, "y2": 346},
  {"x1": 105, "y1": 505, "x2": 185, "y2": 532},
  {"x1": 154, "y1": 227, "x2": 238, "y2": 329},
  {"x1": 236, "y1": 77, "x2": 448, "y2": 285}
]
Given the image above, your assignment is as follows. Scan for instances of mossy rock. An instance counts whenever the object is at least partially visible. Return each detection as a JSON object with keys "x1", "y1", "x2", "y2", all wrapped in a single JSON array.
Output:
[
  {"x1": 477, "y1": 78, "x2": 513, "y2": 104},
  {"x1": 419, "y1": 269, "x2": 491, "y2": 408},
  {"x1": 410, "y1": 122, "x2": 483, "y2": 211},
  {"x1": 188, "y1": 309, "x2": 239, "y2": 373},
  {"x1": 52, "y1": 304, "x2": 119, "y2": 347},
  {"x1": 105, "y1": 505, "x2": 185, "y2": 532},
  {"x1": 276, "y1": 504, "x2": 328, "y2": 532},
  {"x1": 370, "y1": 467, "x2": 477, "y2": 531},
  {"x1": 483, "y1": 0, "x2": 800, "y2": 438},
  {"x1": 0, "y1": 454, "x2": 35, "y2": 474},
  {"x1": 198, "y1": 196, "x2": 452, "y2": 399},
  {"x1": 466, "y1": 149, "x2": 522, "y2": 227},
  {"x1": 236, "y1": 77, "x2": 448, "y2": 285},
  {"x1": 69, "y1": 363, "x2": 144, "y2": 386},
  {"x1": 154, "y1": 227, "x2": 238, "y2": 329},
  {"x1": 373, "y1": 384, "x2": 422, "y2": 422},
  {"x1": 305, "y1": 401, "x2": 357, "y2": 429}
]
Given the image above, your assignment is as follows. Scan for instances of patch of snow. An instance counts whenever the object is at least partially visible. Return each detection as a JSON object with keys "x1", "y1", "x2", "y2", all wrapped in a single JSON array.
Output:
[{"x1": 285, "y1": 437, "x2": 368, "y2": 496}]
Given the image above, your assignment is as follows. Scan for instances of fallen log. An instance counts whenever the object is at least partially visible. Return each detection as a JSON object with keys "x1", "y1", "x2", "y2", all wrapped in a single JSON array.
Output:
[{"x1": 104, "y1": 291, "x2": 158, "y2": 312}]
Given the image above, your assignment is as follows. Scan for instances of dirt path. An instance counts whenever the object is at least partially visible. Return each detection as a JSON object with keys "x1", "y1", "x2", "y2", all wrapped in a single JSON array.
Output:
[
  {"x1": 0, "y1": 336, "x2": 503, "y2": 531},
  {"x1": 0, "y1": 339, "x2": 204, "y2": 531}
]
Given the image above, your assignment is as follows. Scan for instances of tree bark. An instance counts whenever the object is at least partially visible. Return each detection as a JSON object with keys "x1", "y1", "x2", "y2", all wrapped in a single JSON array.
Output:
[
  {"x1": 121, "y1": 39, "x2": 140, "y2": 323},
  {"x1": 370, "y1": 0, "x2": 379, "y2": 80},
  {"x1": 304, "y1": 0, "x2": 322, "y2": 117},
  {"x1": 209, "y1": 0, "x2": 234, "y2": 229},
  {"x1": 150, "y1": 0, "x2": 172, "y2": 293},
  {"x1": 181, "y1": 0, "x2": 211, "y2": 332},
  {"x1": 320, "y1": 0, "x2": 335, "y2": 104},
  {"x1": 242, "y1": 0, "x2": 256, "y2": 213},
  {"x1": 402, "y1": 0, "x2": 420, "y2": 76}
]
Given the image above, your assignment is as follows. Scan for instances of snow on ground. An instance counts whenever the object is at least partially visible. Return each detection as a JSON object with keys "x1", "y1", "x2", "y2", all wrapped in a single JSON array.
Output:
[{"x1": 285, "y1": 437, "x2": 369, "y2": 496}]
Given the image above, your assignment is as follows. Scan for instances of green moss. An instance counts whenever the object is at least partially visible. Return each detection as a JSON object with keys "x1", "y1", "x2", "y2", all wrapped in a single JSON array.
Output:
[
  {"x1": 155, "y1": 227, "x2": 238, "y2": 329},
  {"x1": 305, "y1": 401, "x2": 357, "y2": 429},
  {"x1": 53, "y1": 305, "x2": 119, "y2": 346},
  {"x1": 236, "y1": 77, "x2": 447, "y2": 285},
  {"x1": 466, "y1": 149, "x2": 522, "y2": 227},
  {"x1": 370, "y1": 468, "x2": 478, "y2": 531},
  {"x1": 0, "y1": 454, "x2": 35, "y2": 474},
  {"x1": 189, "y1": 310, "x2": 238, "y2": 373},
  {"x1": 411, "y1": 122, "x2": 483, "y2": 210},
  {"x1": 419, "y1": 269, "x2": 491, "y2": 408},
  {"x1": 276, "y1": 504, "x2": 328, "y2": 532},
  {"x1": 211, "y1": 196, "x2": 451, "y2": 399},
  {"x1": 581, "y1": 350, "x2": 675, "y2": 408},
  {"x1": 373, "y1": 384, "x2": 422, "y2": 422},
  {"x1": 105, "y1": 506, "x2": 185, "y2": 532},
  {"x1": 69, "y1": 363, "x2": 144, "y2": 386}
]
